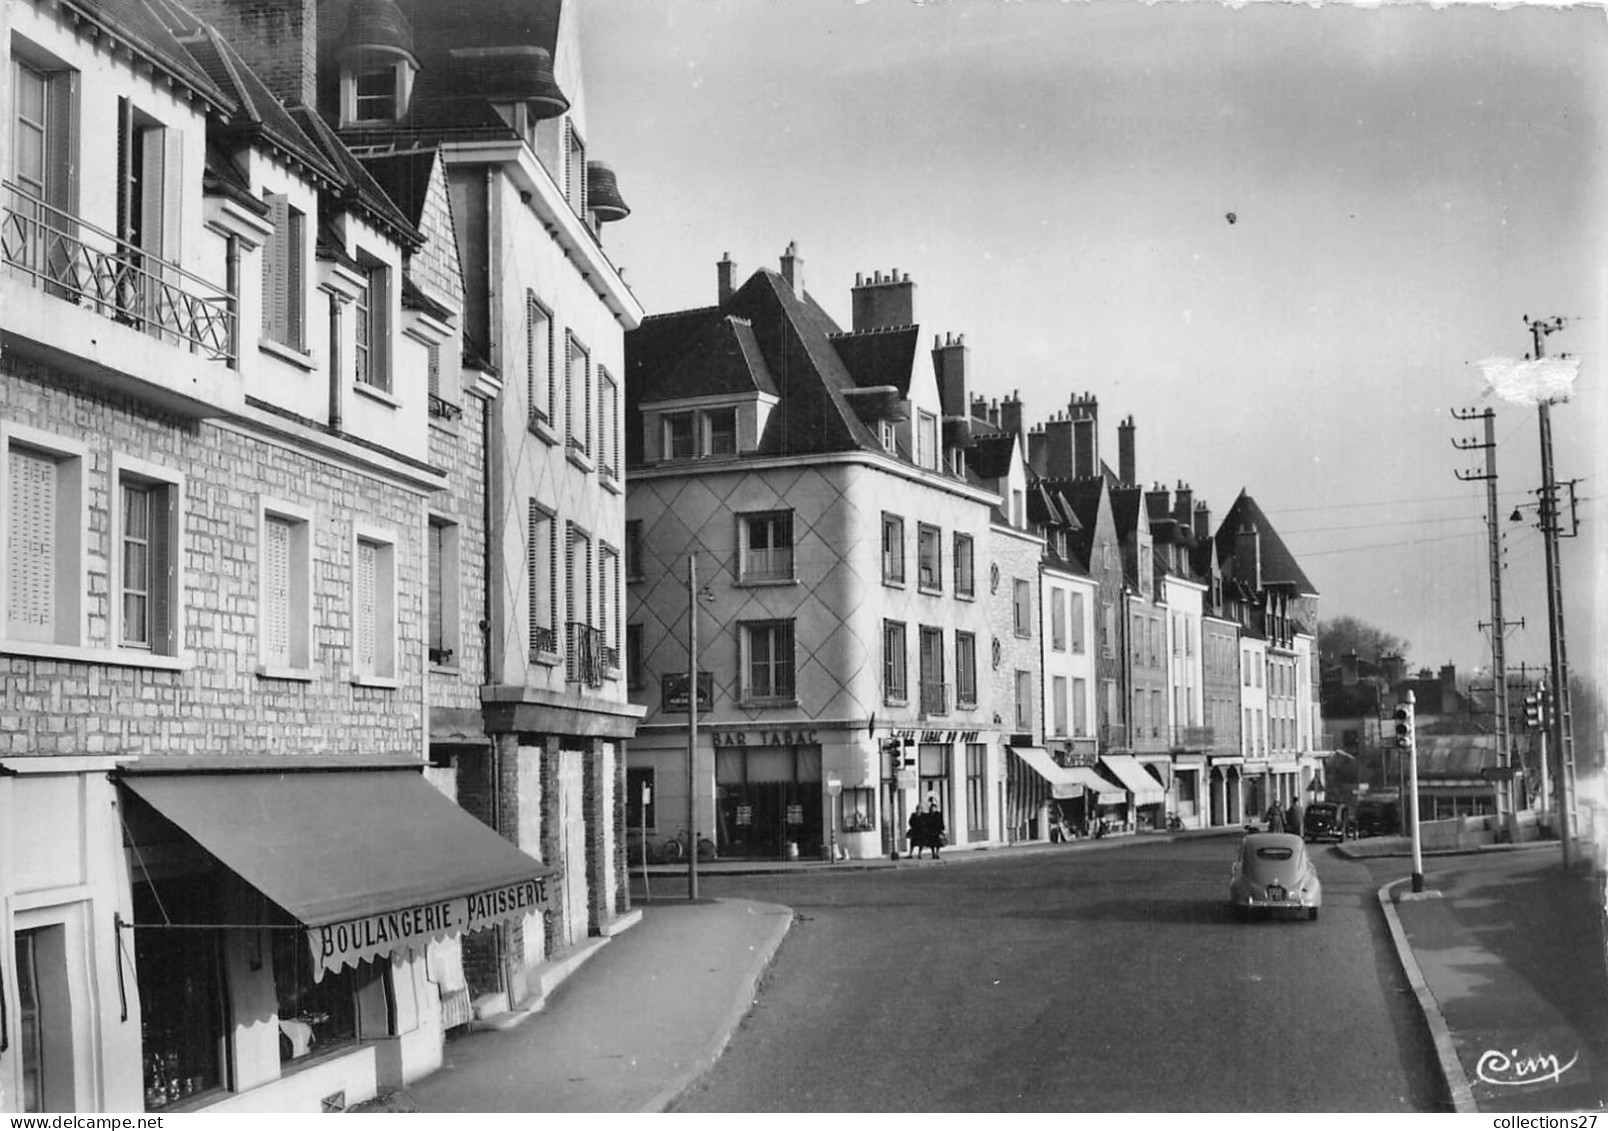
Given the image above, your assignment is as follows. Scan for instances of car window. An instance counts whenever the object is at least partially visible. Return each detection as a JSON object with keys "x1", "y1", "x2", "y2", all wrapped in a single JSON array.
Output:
[{"x1": 1255, "y1": 847, "x2": 1294, "y2": 860}]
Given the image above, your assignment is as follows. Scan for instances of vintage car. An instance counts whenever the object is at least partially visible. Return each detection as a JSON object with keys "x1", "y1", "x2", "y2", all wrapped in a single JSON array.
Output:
[
  {"x1": 1229, "y1": 832, "x2": 1322, "y2": 921},
  {"x1": 1301, "y1": 801, "x2": 1348, "y2": 843}
]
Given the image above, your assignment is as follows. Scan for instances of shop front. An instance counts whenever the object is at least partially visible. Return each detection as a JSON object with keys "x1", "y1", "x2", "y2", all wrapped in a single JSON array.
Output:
[
  {"x1": 1209, "y1": 756, "x2": 1244, "y2": 827},
  {"x1": 1009, "y1": 747, "x2": 1126, "y2": 839},
  {"x1": 113, "y1": 758, "x2": 553, "y2": 1113},
  {"x1": 713, "y1": 732, "x2": 823, "y2": 860},
  {"x1": 1100, "y1": 754, "x2": 1167, "y2": 831},
  {"x1": 1170, "y1": 753, "x2": 1207, "y2": 828}
]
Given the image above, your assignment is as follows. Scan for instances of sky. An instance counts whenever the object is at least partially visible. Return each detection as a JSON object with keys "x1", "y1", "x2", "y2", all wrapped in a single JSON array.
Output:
[{"x1": 579, "y1": 0, "x2": 1608, "y2": 687}]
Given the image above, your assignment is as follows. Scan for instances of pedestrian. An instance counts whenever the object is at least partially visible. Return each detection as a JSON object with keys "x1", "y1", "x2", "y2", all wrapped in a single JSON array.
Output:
[
  {"x1": 1265, "y1": 799, "x2": 1285, "y2": 833},
  {"x1": 1287, "y1": 798, "x2": 1304, "y2": 839},
  {"x1": 926, "y1": 798, "x2": 947, "y2": 860},
  {"x1": 907, "y1": 807, "x2": 928, "y2": 860}
]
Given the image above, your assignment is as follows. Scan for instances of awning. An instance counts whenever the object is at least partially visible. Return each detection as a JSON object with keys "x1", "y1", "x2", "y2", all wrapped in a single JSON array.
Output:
[
  {"x1": 1013, "y1": 748, "x2": 1126, "y2": 804},
  {"x1": 119, "y1": 766, "x2": 555, "y2": 980},
  {"x1": 1100, "y1": 754, "x2": 1166, "y2": 806}
]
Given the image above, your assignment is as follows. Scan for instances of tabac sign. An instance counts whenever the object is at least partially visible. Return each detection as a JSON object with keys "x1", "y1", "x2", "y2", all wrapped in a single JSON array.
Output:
[{"x1": 308, "y1": 877, "x2": 548, "y2": 980}]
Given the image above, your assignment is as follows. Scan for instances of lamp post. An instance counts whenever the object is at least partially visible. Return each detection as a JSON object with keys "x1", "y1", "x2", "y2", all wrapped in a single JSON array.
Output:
[{"x1": 686, "y1": 556, "x2": 700, "y2": 901}]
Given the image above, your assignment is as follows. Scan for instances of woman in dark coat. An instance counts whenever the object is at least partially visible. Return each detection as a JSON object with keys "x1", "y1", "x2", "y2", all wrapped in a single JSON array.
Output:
[
  {"x1": 926, "y1": 800, "x2": 946, "y2": 860},
  {"x1": 908, "y1": 808, "x2": 929, "y2": 860}
]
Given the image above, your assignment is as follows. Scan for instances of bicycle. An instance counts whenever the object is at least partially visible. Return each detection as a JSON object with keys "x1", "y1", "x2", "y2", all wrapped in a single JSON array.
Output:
[{"x1": 656, "y1": 829, "x2": 717, "y2": 864}]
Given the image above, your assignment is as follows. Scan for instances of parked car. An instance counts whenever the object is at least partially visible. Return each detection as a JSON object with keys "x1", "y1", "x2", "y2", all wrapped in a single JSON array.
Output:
[
  {"x1": 1229, "y1": 832, "x2": 1322, "y2": 921},
  {"x1": 1301, "y1": 801, "x2": 1348, "y2": 843},
  {"x1": 1354, "y1": 797, "x2": 1401, "y2": 838}
]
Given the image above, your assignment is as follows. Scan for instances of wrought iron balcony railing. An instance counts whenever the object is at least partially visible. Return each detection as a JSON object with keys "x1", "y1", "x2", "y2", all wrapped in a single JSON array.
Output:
[
  {"x1": 919, "y1": 680, "x2": 950, "y2": 719},
  {"x1": 428, "y1": 394, "x2": 463, "y2": 420},
  {"x1": 566, "y1": 621, "x2": 605, "y2": 688},
  {"x1": 2, "y1": 183, "x2": 235, "y2": 366},
  {"x1": 529, "y1": 624, "x2": 558, "y2": 658}
]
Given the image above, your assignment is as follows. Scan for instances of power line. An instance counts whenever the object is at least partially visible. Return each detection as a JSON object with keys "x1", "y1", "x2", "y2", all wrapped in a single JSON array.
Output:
[{"x1": 1298, "y1": 530, "x2": 1483, "y2": 558}]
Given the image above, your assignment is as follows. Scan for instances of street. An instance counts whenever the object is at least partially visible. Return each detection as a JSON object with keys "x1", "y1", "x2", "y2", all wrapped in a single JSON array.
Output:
[{"x1": 662, "y1": 838, "x2": 1446, "y2": 1112}]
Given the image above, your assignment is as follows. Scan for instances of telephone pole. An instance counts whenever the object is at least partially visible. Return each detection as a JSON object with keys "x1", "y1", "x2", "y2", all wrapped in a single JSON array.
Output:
[
  {"x1": 1452, "y1": 406, "x2": 1517, "y2": 822},
  {"x1": 1526, "y1": 315, "x2": 1578, "y2": 867}
]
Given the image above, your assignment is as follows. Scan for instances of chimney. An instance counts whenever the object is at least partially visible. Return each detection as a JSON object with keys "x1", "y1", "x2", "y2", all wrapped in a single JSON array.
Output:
[
  {"x1": 1145, "y1": 482, "x2": 1171, "y2": 522},
  {"x1": 1235, "y1": 524, "x2": 1261, "y2": 592},
  {"x1": 971, "y1": 396, "x2": 989, "y2": 422},
  {"x1": 999, "y1": 391, "x2": 1024, "y2": 441},
  {"x1": 930, "y1": 332, "x2": 968, "y2": 419},
  {"x1": 185, "y1": 0, "x2": 318, "y2": 106},
  {"x1": 780, "y1": 241, "x2": 804, "y2": 297},
  {"x1": 987, "y1": 398, "x2": 1001, "y2": 429},
  {"x1": 1193, "y1": 501, "x2": 1211, "y2": 543},
  {"x1": 1383, "y1": 653, "x2": 1408, "y2": 687},
  {"x1": 1117, "y1": 415, "x2": 1136, "y2": 485},
  {"x1": 1068, "y1": 393, "x2": 1099, "y2": 479},
  {"x1": 854, "y1": 269, "x2": 917, "y2": 331},
  {"x1": 1174, "y1": 481, "x2": 1193, "y2": 531},
  {"x1": 1440, "y1": 663, "x2": 1457, "y2": 691},
  {"x1": 1341, "y1": 652, "x2": 1359, "y2": 686},
  {"x1": 1027, "y1": 427, "x2": 1047, "y2": 477},
  {"x1": 1044, "y1": 414, "x2": 1075, "y2": 478},
  {"x1": 717, "y1": 252, "x2": 737, "y2": 303}
]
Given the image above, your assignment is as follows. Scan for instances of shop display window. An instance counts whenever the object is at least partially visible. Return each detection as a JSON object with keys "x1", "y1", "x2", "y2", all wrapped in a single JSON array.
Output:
[
  {"x1": 272, "y1": 930, "x2": 387, "y2": 1063},
  {"x1": 839, "y1": 787, "x2": 875, "y2": 833},
  {"x1": 135, "y1": 876, "x2": 227, "y2": 1111}
]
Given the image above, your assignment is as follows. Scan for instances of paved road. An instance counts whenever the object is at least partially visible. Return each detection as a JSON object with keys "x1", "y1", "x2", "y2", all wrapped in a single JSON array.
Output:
[{"x1": 669, "y1": 839, "x2": 1446, "y2": 1112}]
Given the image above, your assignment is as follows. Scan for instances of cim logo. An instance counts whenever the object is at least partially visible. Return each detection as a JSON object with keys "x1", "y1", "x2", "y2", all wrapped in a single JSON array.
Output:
[{"x1": 1475, "y1": 1046, "x2": 1581, "y2": 1090}]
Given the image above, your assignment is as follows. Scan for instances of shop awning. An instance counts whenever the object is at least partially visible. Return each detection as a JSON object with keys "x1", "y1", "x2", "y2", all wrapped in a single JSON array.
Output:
[
  {"x1": 1099, "y1": 754, "x2": 1166, "y2": 806},
  {"x1": 1012, "y1": 748, "x2": 1126, "y2": 804},
  {"x1": 119, "y1": 766, "x2": 555, "y2": 979}
]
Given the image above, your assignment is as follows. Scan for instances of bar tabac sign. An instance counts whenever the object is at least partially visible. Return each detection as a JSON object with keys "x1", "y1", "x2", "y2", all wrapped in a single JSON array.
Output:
[{"x1": 308, "y1": 877, "x2": 548, "y2": 979}]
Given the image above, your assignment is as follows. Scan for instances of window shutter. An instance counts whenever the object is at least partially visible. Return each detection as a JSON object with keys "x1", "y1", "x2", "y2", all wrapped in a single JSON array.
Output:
[
  {"x1": 286, "y1": 207, "x2": 304, "y2": 348},
  {"x1": 150, "y1": 484, "x2": 172, "y2": 653},
  {"x1": 564, "y1": 521, "x2": 576, "y2": 625},
  {"x1": 7, "y1": 448, "x2": 56, "y2": 641},
  {"x1": 115, "y1": 97, "x2": 133, "y2": 243},
  {"x1": 355, "y1": 540, "x2": 377, "y2": 670},
  {"x1": 427, "y1": 343, "x2": 440, "y2": 398},
  {"x1": 264, "y1": 517, "x2": 291, "y2": 664},
  {"x1": 564, "y1": 334, "x2": 574, "y2": 444},
  {"x1": 527, "y1": 501, "x2": 542, "y2": 653},
  {"x1": 46, "y1": 70, "x2": 79, "y2": 219},
  {"x1": 140, "y1": 126, "x2": 167, "y2": 259},
  {"x1": 372, "y1": 264, "x2": 389, "y2": 390},
  {"x1": 263, "y1": 195, "x2": 288, "y2": 339}
]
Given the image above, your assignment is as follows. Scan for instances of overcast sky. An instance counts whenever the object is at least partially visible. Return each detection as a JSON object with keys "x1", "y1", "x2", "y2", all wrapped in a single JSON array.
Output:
[{"x1": 580, "y1": 0, "x2": 1608, "y2": 684}]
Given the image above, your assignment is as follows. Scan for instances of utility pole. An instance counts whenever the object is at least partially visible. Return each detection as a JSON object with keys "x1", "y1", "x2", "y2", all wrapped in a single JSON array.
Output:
[
  {"x1": 1526, "y1": 315, "x2": 1578, "y2": 868},
  {"x1": 1452, "y1": 406, "x2": 1519, "y2": 824},
  {"x1": 686, "y1": 555, "x2": 700, "y2": 900}
]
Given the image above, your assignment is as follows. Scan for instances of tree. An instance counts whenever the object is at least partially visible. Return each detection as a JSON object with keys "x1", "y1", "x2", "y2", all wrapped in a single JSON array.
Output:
[{"x1": 1317, "y1": 615, "x2": 1409, "y2": 666}]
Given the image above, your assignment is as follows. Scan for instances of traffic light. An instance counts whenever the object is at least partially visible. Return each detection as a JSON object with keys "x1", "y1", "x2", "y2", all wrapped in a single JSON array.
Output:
[
  {"x1": 1393, "y1": 703, "x2": 1415, "y2": 749},
  {"x1": 1524, "y1": 693, "x2": 1542, "y2": 731}
]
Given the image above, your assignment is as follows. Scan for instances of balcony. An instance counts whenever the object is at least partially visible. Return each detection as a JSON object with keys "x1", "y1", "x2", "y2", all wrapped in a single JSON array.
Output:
[
  {"x1": 529, "y1": 624, "x2": 558, "y2": 660},
  {"x1": 428, "y1": 394, "x2": 463, "y2": 421},
  {"x1": 566, "y1": 621, "x2": 605, "y2": 688},
  {"x1": 919, "y1": 680, "x2": 949, "y2": 719},
  {"x1": 1, "y1": 183, "x2": 241, "y2": 416},
  {"x1": 1169, "y1": 725, "x2": 1215, "y2": 750}
]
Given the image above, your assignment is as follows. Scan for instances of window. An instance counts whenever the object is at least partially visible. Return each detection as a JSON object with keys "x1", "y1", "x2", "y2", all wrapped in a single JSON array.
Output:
[
  {"x1": 744, "y1": 620, "x2": 795, "y2": 702},
  {"x1": 262, "y1": 193, "x2": 305, "y2": 350},
  {"x1": 664, "y1": 412, "x2": 695, "y2": 460},
  {"x1": 259, "y1": 501, "x2": 311, "y2": 674},
  {"x1": 919, "y1": 626, "x2": 946, "y2": 717},
  {"x1": 353, "y1": 255, "x2": 390, "y2": 390},
  {"x1": 1050, "y1": 588, "x2": 1067, "y2": 651},
  {"x1": 1012, "y1": 489, "x2": 1025, "y2": 528},
  {"x1": 131, "y1": 876, "x2": 226, "y2": 1110},
  {"x1": 916, "y1": 410, "x2": 937, "y2": 469},
  {"x1": 626, "y1": 766, "x2": 655, "y2": 831},
  {"x1": 114, "y1": 97, "x2": 168, "y2": 301},
  {"x1": 271, "y1": 921, "x2": 388, "y2": 1066},
  {"x1": 879, "y1": 419, "x2": 897, "y2": 452},
  {"x1": 1073, "y1": 677, "x2": 1089, "y2": 736},
  {"x1": 599, "y1": 369, "x2": 619, "y2": 478},
  {"x1": 625, "y1": 519, "x2": 644, "y2": 582},
  {"x1": 565, "y1": 119, "x2": 587, "y2": 215},
  {"x1": 1150, "y1": 689, "x2": 1163, "y2": 738},
  {"x1": 966, "y1": 744, "x2": 987, "y2": 840},
  {"x1": 528, "y1": 502, "x2": 557, "y2": 657},
  {"x1": 1052, "y1": 675, "x2": 1069, "y2": 736},
  {"x1": 353, "y1": 529, "x2": 397, "y2": 682},
  {"x1": 883, "y1": 620, "x2": 907, "y2": 702},
  {"x1": 1070, "y1": 591, "x2": 1086, "y2": 654},
  {"x1": 564, "y1": 521, "x2": 595, "y2": 684},
  {"x1": 881, "y1": 513, "x2": 905, "y2": 585},
  {"x1": 1101, "y1": 602, "x2": 1115, "y2": 658},
  {"x1": 1013, "y1": 578, "x2": 1031, "y2": 637},
  {"x1": 917, "y1": 524, "x2": 941, "y2": 591},
  {"x1": 954, "y1": 533, "x2": 975, "y2": 597},
  {"x1": 742, "y1": 511, "x2": 794, "y2": 581},
  {"x1": 10, "y1": 55, "x2": 79, "y2": 291},
  {"x1": 955, "y1": 632, "x2": 977, "y2": 708},
  {"x1": 115, "y1": 463, "x2": 180, "y2": 655},
  {"x1": 706, "y1": 407, "x2": 737, "y2": 456},
  {"x1": 354, "y1": 66, "x2": 398, "y2": 121},
  {"x1": 1015, "y1": 669, "x2": 1033, "y2": 731},
  {"x1": 3, "y1": 430, "x2": 85, "y2": 647},
  {"x1": 600, "y1": 544, "x2": 620, "y2": 671},
  {"x1": 919, "y1": 744, "x2": 951, "y2": 821},
  {"x1": 428, "y1": 517, "x2": 460, "y2": 667},
  {"x1": 626, "y1": 622, "x2": 644, "y2": 688},
  {"x1": 566, "y1": 332, "x2": 591, "y2": 457},
  {"x1": 527, "y1": 294, "x2": 554, "y2": 428}
]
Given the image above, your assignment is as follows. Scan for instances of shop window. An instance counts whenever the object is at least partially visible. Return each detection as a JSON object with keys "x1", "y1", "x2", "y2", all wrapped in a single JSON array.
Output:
[
  {"x1": 272, "y1": 926, "x2": 389, "y2": 1065},
  {"x1": 917, "y1": 744, "x2": 951, "y2": 821},
  {"x1": 134, "y1": 877, "x2": 226, "y2": 1110},
  {"x1": 839, "y1": 786, "x2": 875, "y2": 833},
  {"x1": 966, "y1": 744, "x2": 987, "y2": 840}
]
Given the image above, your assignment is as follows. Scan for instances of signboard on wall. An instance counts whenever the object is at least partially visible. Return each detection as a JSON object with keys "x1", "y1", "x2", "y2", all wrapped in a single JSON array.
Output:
[{"x1": 661, "y1": 671, "x2": 713, "y2": 712}]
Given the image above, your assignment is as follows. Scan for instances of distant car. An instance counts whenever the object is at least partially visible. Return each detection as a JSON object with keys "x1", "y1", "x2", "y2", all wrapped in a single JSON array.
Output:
[
  {"x1": 1230, "y1": 832, "x2": 1322, "y2": 921},
  {"x1": 1302, "y1": 802, "x2": 1348, "y2": 843},
  {"x1": 1354, "y1": 798, "x2": 1401, "y2": 838}
]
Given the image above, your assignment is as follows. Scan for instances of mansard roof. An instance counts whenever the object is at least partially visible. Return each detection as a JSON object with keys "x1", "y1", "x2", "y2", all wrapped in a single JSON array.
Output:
[
  {"x1": 75, "y1": 0, "x2": 234, "y2": 114},
  {"x1": 1215, "y1": 489, "x2": 1319, "y2": 597}
]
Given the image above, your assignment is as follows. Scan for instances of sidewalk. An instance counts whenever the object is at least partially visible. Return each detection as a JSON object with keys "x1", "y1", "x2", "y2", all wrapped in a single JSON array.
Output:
[{"x1": 1341, "y1": 838, "x2": 1608, "y2": 1113}]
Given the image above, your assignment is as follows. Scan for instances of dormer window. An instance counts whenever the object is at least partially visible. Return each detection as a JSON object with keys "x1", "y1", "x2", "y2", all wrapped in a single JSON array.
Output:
[
  {"x1": 655, "y1": 404, "x2": 747, "y2": 461},
  {"x1": 707, "y1": 408, "x2": 736, "y2": 456},
  {"x1": 355, "y1": 67, "x2": 398, "y2": 121},
  {"x1": 336, "y1": 0, "x2": 418, "y2": 127}
]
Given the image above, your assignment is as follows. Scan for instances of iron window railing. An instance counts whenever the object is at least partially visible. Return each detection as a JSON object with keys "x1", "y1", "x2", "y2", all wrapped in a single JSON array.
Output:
[
  {"x1": 566, "y1": 622, "x2": 605, "y2": 687},
  {"x1": 530, "y1": 624, "x2": 558, "y2": 658},
  {"x1": 2, "y1": 182, "x2": 235, "y2": 366}
]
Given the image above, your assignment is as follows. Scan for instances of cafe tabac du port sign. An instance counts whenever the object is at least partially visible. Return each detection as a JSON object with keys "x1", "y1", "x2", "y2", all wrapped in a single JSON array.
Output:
[
  {"x1": 662, "y1": 671, "x2": 713, "y2": 712},
  {"x1": 308, "y1": 877, "x2": 548, "y2": 980}
]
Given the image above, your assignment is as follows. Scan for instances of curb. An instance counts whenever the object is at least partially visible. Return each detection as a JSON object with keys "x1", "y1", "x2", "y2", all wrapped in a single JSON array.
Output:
[
  {"x1": 1377, "y1": 877, "x2": 1476, "y2": 1113},
  {"x1": 637, "y1": 898, "x2": 794, "y2": 1114}
]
